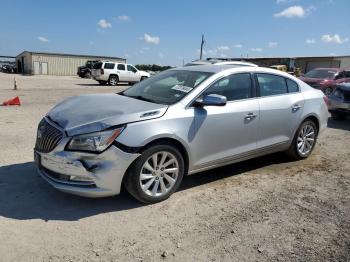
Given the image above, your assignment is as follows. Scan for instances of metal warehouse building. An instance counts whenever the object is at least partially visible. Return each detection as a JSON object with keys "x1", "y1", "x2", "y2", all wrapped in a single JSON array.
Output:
[
  {"x1": 15, "y1": 51, "x2": 126, "y2": 76},
  {"x1": 209, "y1": 55, "x2": 350, "y2": 73}
]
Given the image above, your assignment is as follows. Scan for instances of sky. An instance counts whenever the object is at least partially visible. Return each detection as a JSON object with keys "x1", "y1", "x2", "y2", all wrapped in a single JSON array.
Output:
[{"x1": 0, "y1": 0, "x2": 349, "y2": 66}]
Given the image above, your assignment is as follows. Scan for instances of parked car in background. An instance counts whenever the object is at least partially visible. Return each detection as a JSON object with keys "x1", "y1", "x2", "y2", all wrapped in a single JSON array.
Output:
[
  {"x1": 1, "y1": 63, "x2": 17, "y2": 73},
  {"x1": 34, "y1": 65, "x2": 328, "y2": 203},
  {"x1": 77, "y1": 60, "x2": 100, "y2": 78},
  {"x1": 327, "y1": 82, "x2": 350, "y2": 120},
  {"x1": 92, "y1": 61, "x2": 150, "y2": 86},
  {"x1": 185, "y1": 59, "x2": 258, "y2": 67},
  {"x1": 300, "y1": 68, "x2": 350, "y2": 96}
]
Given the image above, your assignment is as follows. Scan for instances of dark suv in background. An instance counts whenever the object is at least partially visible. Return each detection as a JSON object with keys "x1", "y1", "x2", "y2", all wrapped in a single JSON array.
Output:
[
  {"x1": 77, "y1": 60, "x2": 100, "y2": 78},
  {"x1": 300, "y1": 68, "x2": 350, "y2": 96}
]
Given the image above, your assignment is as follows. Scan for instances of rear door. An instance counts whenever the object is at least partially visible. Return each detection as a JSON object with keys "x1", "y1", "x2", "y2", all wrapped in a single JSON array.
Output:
[
  {"x1": 255, "y1": 73, "x2": 304, "y2": 149},
  {"x1": 116, "y1": 64, "x2": 128, "y2": 81}
]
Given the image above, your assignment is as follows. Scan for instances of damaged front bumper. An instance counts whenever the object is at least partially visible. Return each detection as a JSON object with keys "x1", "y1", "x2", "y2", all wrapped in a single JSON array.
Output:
[{"x1": 35, "y1": 140, "x2": 140, "y2": 198}]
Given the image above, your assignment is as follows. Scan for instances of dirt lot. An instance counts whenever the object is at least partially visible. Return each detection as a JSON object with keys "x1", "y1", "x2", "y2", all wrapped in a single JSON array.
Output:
[{"x1": 0, "y1": 72, "x2": 349, "y2": 262}]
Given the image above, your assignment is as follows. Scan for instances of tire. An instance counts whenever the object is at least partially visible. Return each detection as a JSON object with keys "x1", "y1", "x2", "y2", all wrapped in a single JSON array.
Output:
[
  {"x1": 108, "y1": 75, "x2": 119, "y2": 86},
  {"x1": 286, "y1": 120, "x2": 318, "y2": 160},
  {"x1": 323, "y1": 87, "x2": 333, "y2": 96},
  {"x1": 331, "y1": 112, "x2": 346, "y2": 121},
  {"x1": 84, "y1": 72, "x2": 91, "y2": 79},
  {"x1": 124, "y1": 143, "x2": 185, "y2": 204},
  {"x1": 140, "y1": 76, "x2": 148, "y2": 81},
  {"x1": 98, "y1": 80, "x2": 107, "y2": 85}
]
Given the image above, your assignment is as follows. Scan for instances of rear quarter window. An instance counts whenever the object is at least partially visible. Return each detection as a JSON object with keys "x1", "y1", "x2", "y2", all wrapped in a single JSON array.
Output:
[
  {"x1": 93, "y1": 62, "x2": 103, "y2": 69},
  {"x1": 104, "y1": 63, "x2": 115, "y2": 69},
  {"x1": 286, "y1": 79, "x2": 299, "y2": 93}
]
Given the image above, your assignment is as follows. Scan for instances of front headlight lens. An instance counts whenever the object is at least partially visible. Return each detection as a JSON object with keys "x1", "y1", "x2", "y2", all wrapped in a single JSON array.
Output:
[{"x1": 67, "y1": 127, "x2": 124, "y2": 152}]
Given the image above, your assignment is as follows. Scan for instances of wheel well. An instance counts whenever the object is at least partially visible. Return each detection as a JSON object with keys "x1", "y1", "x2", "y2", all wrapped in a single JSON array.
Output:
[
  {"x1": 109, "y1": 74, "x2": 119, "y2": 80},
  {"x1": 303, "y1": 115, "x2": 319, "y2": 132},
  {"x1": 141, "y1": 138, "x2": 189, "y2": 175}
]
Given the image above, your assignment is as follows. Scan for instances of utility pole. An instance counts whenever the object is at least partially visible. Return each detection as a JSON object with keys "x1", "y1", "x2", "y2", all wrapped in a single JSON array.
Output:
[{"x1": 199, "y1": 34, "x2": 205, "y2": 60}]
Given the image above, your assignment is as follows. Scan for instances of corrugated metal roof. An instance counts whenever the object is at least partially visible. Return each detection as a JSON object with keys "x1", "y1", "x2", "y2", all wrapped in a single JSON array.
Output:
[{"x1": 16, "y1": 51, "x2": 125, "y2": 60}]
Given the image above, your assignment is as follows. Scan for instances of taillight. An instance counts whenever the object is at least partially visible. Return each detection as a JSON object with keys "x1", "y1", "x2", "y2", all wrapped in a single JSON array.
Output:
[
  {"x1": 100, "y1": 68, "x2": 104, "y2": 75},
  {"x1": 323, "y1": 95, "x2": 329, "y2": 106}
]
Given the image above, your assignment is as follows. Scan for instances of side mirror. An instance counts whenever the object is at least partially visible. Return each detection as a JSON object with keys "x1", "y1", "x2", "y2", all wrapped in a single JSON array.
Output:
[{"x1": 193, "y1": 94, "x2": 227, "y2": 107}]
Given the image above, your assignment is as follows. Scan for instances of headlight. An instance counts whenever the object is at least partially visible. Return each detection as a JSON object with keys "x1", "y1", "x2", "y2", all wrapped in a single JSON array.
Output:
[
  {"x1": 67, "y1": 127, "x2": 124, "y2": 152},
  {"x1": 333, "y1": 90, "x2": 344, "y2": 100}
]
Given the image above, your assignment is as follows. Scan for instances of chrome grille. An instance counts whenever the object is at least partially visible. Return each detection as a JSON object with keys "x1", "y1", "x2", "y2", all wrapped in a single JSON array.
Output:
[{"x1": 35, "y1": 118, "x2": 63, "y2": 153}]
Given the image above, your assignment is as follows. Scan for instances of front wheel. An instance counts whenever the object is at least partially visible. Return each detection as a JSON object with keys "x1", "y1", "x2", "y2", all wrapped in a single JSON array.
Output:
[
  {"x1": 286, "y1": 120, "x2": 318, "y2": 160},
  {"x1": 140, "y1": 76, "x2": 148, "y2": 81},
  {"x1": 124, "y1": 144, "x2": 185, "y2": 203}
]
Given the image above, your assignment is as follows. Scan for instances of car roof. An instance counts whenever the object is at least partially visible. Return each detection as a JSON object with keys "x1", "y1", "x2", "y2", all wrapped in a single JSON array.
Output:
[{"x1": 172, "y1": 64, "x2": 294, "y2": 77}]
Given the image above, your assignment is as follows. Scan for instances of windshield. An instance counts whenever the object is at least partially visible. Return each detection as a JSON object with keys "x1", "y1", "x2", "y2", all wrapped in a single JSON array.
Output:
[
  {"x1": 305, "y1": 69, "x2": 337, "y2": 79},
  {"x1": 121, "y1": 70, "x2": 213, "y2": 105}
]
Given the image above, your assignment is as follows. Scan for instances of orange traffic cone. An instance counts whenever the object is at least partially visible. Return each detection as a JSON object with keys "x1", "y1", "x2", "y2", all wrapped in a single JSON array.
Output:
[{"x1": 3, "y1": 96, "x2": 21, "y2": 106}]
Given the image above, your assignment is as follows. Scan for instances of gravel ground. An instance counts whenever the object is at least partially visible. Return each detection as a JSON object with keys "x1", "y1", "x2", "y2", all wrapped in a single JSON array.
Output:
[{"x1": 0, "y1": 72, "x2": 349, "y2": 262}]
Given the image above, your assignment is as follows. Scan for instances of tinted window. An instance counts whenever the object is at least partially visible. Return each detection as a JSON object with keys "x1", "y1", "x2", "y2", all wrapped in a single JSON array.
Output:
[
  {"x1": 286, "y1": 79, "x2": 299, "y2": 93},
  {"x1": 344, "y1": 71, "x2": 350, "y2": 78},
  {"x1": 122, "y1": 70, "x2": 212, "y2": 105},
  {"x1": 104, "y1": 63, "x2": 115, "y2": 69},
  {"x1": 127, "y1": 65, "x2": 137, "y2": 73},
  {"x1": 93, "y1": 62, "x2": 102, "y2": 69},
  {"x1": 257, "y1": 74, "x2": 287, "y2": 97},
  {"x1": 202, "y1": 73, "x2": 252, "y2": 101},
  {"x1": 117, "y1": 64, "x2": 125, "y2": 70}
]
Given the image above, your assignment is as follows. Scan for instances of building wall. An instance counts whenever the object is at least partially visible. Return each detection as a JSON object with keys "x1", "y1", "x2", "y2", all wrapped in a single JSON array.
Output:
[
  {"x1": 340, "y1": 57, "x2": 350, "y2": 68},
  {"x1": 30, "y1": 54, "x2": 125, "y2": 76}
]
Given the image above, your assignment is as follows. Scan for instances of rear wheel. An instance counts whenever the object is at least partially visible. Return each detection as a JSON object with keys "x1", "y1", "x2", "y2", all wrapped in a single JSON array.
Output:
[
  {"x1": 286, "y1": 120, "x2": 318, "y2": 160},
  {"x1": 124, "y1": 144, "x2": 185, "y2": 203},
  {"x1": 108, "y1": 75, "x2": 119, "y2": 86}
]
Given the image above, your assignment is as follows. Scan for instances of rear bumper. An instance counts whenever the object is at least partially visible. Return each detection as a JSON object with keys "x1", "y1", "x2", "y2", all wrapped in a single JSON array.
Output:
[
  {"x1": 328, "y1": 98, "x2": 350, "y2": 115},
  {"x1": 35, "y1": 145, "x2": 140, "y2": 198}
]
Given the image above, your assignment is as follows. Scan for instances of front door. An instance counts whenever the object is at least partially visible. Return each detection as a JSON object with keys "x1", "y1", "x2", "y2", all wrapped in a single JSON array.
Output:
[
  {"x1": 188, "y1": 73, "x2": 259, "y2": 169},
  {"x1": 127, "y1": 64, "x2": 140, "y2": 82}
]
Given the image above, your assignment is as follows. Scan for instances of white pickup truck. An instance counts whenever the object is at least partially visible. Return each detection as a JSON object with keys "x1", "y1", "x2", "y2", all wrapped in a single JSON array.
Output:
[{"x1": 92, "y1": 61, "x2": 150, "y2": 86}]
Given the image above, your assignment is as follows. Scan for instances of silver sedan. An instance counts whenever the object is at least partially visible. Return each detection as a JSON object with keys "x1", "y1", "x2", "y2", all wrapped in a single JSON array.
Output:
[{"x1": 34, "y1": 65, "x2": 328, "y2": 203}]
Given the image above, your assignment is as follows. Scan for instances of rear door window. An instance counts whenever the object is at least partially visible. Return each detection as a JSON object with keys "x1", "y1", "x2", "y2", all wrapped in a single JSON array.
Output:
[
  {"x1": 256, "y1": 73, "x2": 288, "y2": 97},
  {"x1": 117, "y1": 64, "x2": 126, "y2": 70},
  {"x1": 104, "y1": 63, "x2": 115, "y2": 69}
]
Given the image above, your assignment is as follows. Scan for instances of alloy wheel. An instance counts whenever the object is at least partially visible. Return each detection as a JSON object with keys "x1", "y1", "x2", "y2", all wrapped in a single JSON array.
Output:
[
  {"x1": 139, "y1": 151, "x2": 179, "y2": 197},
  {"x1": 297, "y1": 124, "x2": 316, "y2": 156}
]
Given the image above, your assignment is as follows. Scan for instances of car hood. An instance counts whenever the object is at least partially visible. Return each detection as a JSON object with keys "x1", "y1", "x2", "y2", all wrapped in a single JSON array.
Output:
[{"x1": 48, "y1": 94, "x2": 168, "y2": 136}]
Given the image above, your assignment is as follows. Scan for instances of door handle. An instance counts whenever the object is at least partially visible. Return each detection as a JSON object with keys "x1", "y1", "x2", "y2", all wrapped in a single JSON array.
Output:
[
  {"x1": 244, "y1": 113, "x2": 257, "y2": 121},
  {"x1": 292, "y1": 104, "x2": 302, "y2": 111}
]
